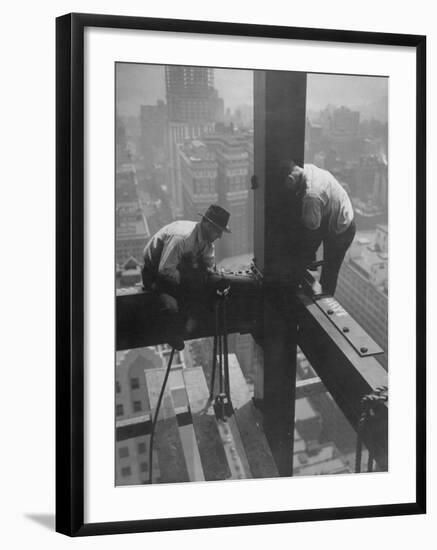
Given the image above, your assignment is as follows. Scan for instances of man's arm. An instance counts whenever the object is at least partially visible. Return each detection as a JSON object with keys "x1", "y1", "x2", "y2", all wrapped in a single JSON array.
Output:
[
  {"x1": 298, "y1": 196, "x2": 325, "y2": 267},
  {"x1": 302, "y1": 195, "x2": 323, "y2": 230},
  {"x1": 179, "y1": 245, "x2": 215, "y2": 290},
  {"x1": 155, "y1": 236, "x2": 185, "y2": 297},
  {"x1": 202, "y1": 243, "x2": 215, "y2": 271}
]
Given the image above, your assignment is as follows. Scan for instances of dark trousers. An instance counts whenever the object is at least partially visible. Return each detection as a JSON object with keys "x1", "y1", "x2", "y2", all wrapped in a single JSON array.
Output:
[
  {"x1": 320, "y1": 221, "x2": 356, "y2": 295},
  {"x1": 141, "y1": 266, "x2": 210, "y2": 338},
  {"x1": 302, "y1": 221, "x2": 356, "y2": 296}
]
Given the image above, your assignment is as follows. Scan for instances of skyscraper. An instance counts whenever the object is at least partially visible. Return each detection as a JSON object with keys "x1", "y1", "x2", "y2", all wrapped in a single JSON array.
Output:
[
  {"x1": 335, "y1": 226, "x2": 388, "y2": 369},
  {"x1": 165, "y1": 66, "x2": 224, "y2": 216},
  {"x1": 166, "y1": 66, "x2": 222, "y2": 123},
  {"x1": 178, "y1": 139, "x2": 219, "y2": 222},
  {"x1": 203, "y1": 130, "x2": 252, "y2": 258},
  {"x1": 140, "y1": 100, "x2": 167, "y2": 173}
]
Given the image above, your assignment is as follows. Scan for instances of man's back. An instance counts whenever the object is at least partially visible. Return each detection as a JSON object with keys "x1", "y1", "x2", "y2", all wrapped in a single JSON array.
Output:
[
  {"x1": 143, "y1": 220, "x2": 214, "y2": 285},
  {"x1": 303, "y1": 164, "x2": 354, "y2": 235}
]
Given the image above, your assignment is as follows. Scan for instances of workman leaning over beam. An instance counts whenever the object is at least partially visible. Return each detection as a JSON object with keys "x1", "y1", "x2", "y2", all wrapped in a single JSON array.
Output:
[
  {"x1": 284, "y1": 160, "x2": 356, "y2": 296},
  {"x1": 141, "y1": 204, "x2": 231, "y2": 350}
]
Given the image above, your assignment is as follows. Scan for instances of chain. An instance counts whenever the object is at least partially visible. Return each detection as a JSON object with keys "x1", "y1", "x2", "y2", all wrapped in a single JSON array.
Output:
[{"x1": 355, "y1": 385, "x2": 388, "y2": 473}]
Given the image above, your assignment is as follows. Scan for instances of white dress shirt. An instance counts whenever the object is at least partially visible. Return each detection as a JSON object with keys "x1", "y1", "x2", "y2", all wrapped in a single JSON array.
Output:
[
  {"x1": 143, "y1": 220, "x2": 215, "y2": 284},
  {"x1": 301, "y1": 164, "x2": 354, "y2": 235}
]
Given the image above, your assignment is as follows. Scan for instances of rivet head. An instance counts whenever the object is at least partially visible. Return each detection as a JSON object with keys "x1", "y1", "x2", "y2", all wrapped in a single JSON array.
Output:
[
  {"x1": 342, "y1": 327, "x2": 350, "y2": 333},
  {"x1": 327, "y1": 309, "x2": 334, "y2": 315},
  {"x1": 360, "y1": 347, "x2": 368, "y2": 353}
]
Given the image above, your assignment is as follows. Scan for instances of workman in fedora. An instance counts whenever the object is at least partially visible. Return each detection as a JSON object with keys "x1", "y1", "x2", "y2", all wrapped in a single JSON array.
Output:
[
  {"x1": 142, "y1": 204, "x2": 231, "y2": 349},
  {"x1": 284, "y1": 161, "x2": 356, "y2": 295}
]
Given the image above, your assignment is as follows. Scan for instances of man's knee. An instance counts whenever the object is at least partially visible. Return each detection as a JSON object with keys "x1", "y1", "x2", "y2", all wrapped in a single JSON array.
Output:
[{"x1": 159, "y1": 293, "x2": 179, "y2": 313}]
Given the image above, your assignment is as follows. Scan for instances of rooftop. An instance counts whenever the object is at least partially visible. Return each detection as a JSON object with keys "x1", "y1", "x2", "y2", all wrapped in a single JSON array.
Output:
[{"x1": 116, "y1": 209, "x2": 149, "y2": 240}]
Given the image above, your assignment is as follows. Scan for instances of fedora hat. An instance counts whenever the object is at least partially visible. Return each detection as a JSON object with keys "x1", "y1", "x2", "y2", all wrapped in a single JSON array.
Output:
[{"x1": 198, "y1": 204, "x2": 231, "y2": 233}]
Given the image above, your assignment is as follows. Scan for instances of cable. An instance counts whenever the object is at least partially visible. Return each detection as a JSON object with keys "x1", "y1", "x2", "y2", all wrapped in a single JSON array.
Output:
[
  {"x1": 209, "y1": 285, "x2": 232, "y2": 419},
  {"x1": 222, "y1": 293, "x2": 230, "y2": 401},
  {"x1": 209, "y1": 301, "x2": 219, "y2": 399},
  {"x1": 148, "y1": 347, "x2": 176, "y2": 484},
  {"x1": 355, "y1": 411, "x2": 365, "y2": 473}
]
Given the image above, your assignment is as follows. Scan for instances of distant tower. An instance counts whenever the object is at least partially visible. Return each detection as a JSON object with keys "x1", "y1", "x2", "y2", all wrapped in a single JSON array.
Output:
[
  {"x1": 165, "y1": 66, "x2": 223, "y2": 216},
  {"x1": 166, "y1": 66, "x2": 218, "y2": 123},
  {"x1": 140, "y1": 100, "x2": 167, "y2": 173}
]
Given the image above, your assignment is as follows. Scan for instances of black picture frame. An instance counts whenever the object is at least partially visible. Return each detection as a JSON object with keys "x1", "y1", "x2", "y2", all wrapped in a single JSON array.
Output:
[{"x1": 56, "y1": 12, "x2": 426, "y2": 537}]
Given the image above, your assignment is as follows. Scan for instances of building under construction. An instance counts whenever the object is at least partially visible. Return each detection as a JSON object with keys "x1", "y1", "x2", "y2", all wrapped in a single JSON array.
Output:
[{"x1": 115, "y1": 70, "x2": 388, "y2": 485}]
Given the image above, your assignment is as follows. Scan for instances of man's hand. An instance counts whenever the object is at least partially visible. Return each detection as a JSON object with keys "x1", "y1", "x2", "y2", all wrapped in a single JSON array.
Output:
[
  {"x1": 179, "y1": 253, "x2": 208, "y2": 289},
  {"x1": 159, "y1": 293, "x2": 179, "y2": 313}
]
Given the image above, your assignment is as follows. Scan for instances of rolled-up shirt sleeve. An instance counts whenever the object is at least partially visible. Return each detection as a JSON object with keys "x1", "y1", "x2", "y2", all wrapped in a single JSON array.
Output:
[
  {"x1": 302, "y1": 195, "x2": 323, "y2": 230},
  {"x1": 158, "y1": 236, "x2": 185, "y2": 284}
]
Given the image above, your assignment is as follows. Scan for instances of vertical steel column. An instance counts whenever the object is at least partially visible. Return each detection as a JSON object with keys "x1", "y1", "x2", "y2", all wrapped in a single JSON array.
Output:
[{"x1": 253, "y1": 70, "x2": 307, "y2": 476}]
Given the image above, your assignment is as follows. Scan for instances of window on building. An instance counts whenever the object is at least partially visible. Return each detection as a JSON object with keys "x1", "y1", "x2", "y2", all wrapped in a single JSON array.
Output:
[
  {"x1": 138, "y1": 441, "x2": 147, "y2": 454},
  {"x1": 116, "y1": 404, "x2": 124, "y2": 417},
  {"x1": 130, "y1": 377, "x2": 140, "y2": 390},
  {"x1": 121, "y1": 466, "x2": 131, "y2": 477},
  {"x1": 133, "y1": 400, "x2": 142, "y2": 412},
  {"x1": 140, "y1": 462, "x2": 148, "y2": 473},
  {"x1": 119, "y1": 446, "x2": 129, "y2": 458},
  {"x1": 115, "y1": 381, "x2": 121, "y2": 393}
]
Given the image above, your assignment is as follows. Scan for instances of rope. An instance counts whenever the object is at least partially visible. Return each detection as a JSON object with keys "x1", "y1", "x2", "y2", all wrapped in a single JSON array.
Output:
[
  {"x1": 209, "y1": 284, "x2": 231, "y2": 418},
  {"x1": 148, "y1": 347, "x2": 176, "y2": 484},
  {"x1": 209, "y1": 304, "x2": 218, "y2": 399},
  {"x1": 222, "y1": 296, "x2": 230, "y2": 401}
]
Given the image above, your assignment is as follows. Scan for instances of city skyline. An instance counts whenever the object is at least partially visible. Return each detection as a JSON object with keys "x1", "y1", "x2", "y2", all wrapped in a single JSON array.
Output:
[
  {"x1": 115, "y1": 65, "x2": 389, "y2": 484},
  {"x1": 116, "y1": 63, "x2": 388, "y2": 121}
]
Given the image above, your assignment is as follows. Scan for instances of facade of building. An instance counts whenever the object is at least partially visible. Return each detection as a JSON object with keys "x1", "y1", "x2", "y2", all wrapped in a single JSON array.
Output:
[
  {"x1": 166, "y1": 121, "x2": 216, "y2": 217},
  {"x1": 115, "y1": 346, "x2": 187, "y2": 486},
  {"x1": 177, "y1": 129, "x2": 252, "y2": 261},
  {"x1": 115, "y1": 163, "x2": 150, "y2": 266},
  {"x1": 116, "y1": 116, "x2": 128, "y2": 167},
  {"x1": 202, "y1": 131, "x2": 251, "y2": 258},
  {"x1": 165, "y1": 66, "x2": 224, "y2": 217},
  {"x1": 328, "y1": 106, "x2": 362, "y2": 163},
  {"x1": 116, "y1": 163, "x2": 137, "y2": 202},
  {"x1": 116, "y1": 198, "x2": 149, "y2": 266},
  {"x1": 336, "y1": 226, "x2": 388, "y2": 368},
  {"x1": 178, "y1": 139, "x2": 219, "y2": 221},
  {"x1": 331, "y1": 105, "x2": 360, "y2": 139},
  {"x1": 165, "y1": 66, "x2": 222, "y2": 123},
  {"x1": 354, "y1": 153, "x2": 388, "y2": 208},
  {"x1": 140, "y1": 100, "x2": 167, "y2": 173}
]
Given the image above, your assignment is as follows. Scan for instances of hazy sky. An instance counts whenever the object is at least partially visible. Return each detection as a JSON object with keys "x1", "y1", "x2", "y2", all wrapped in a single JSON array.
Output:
[
  {"x1": 307, "y1": 73, "x2": 387, "y2": 113},
  {"x1": 116, "y1": 63, "x2": 388, "y2": 120}
]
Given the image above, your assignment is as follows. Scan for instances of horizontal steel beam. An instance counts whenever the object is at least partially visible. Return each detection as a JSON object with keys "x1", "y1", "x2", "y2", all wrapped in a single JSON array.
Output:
[
  {"x1": 294, "y1": 290, "x2": 388, "y2": 471},
  {"x1": 116, "y1": 278, "x2": 260, "y2": 350},
  {"x1": 116, "y1": 284, "x2": 388, "y2": 471}
]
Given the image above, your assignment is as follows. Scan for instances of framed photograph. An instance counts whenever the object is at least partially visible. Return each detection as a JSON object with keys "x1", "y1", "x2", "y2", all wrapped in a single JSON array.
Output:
[{"x1": 56, "y1": 12, "x2": 426, "y2": 536}]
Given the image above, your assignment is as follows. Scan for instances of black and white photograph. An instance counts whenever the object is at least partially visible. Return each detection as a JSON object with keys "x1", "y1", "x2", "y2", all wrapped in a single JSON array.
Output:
[
  {"x1": 0, "y1": 0, "x2": 432, "y2": 545},
  {"x1": 115, "y1": 63, "x2": 389, "y2": 486},
  {"x1": 51, "y1": 10, "x2": 425, "y2": 537}
]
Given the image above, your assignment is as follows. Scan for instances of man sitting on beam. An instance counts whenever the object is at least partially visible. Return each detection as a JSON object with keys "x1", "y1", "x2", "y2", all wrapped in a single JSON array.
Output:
[{"x1": 141, "y1": 204, "x2": 231, "y2": 350}]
